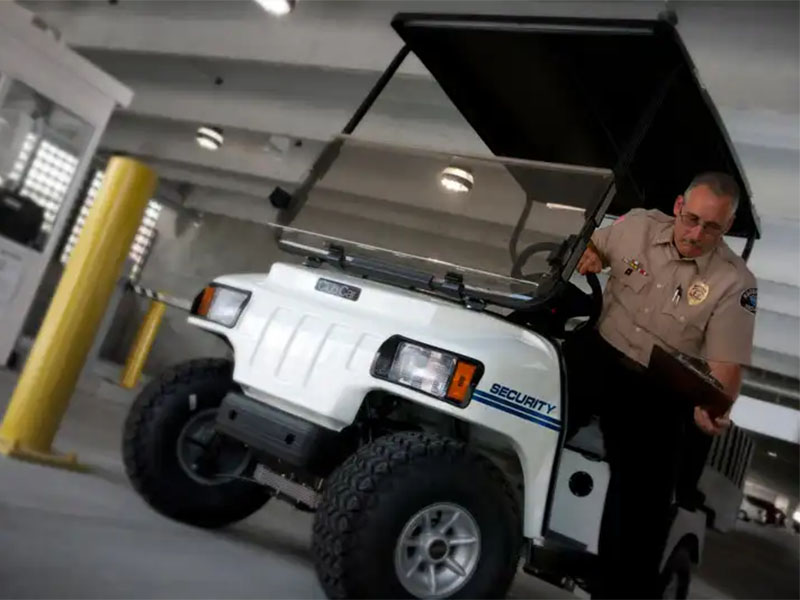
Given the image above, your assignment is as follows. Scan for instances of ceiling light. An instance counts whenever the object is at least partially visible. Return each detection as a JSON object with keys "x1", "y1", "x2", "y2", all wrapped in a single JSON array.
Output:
[
  {"x1": 253, "y1": 0, "x2": 296, "y2": 16},
  {"x1": 196, "y1": 126, "x2": 223, "y2": 151},
  {"x1": 440, "y1": 166, "x2": 473, "y2": 193},
  {"x1": 767, "y1": 451, "x2": 777, "y2": 458},
  {"x1": 546, "y1": 202, "x2": 585, "y2": 213}
]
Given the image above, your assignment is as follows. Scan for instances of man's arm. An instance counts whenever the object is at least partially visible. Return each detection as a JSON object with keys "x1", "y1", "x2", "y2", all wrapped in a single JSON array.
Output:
[
  {"x1": 708, "y1": 360, "x2": 742, "y2": 399},
  {"x1": 577, "y1": 240, "x2": 607, "y2": 274},
  {"x1": 577, "y1": 212, "x2": 635, "y2": 274},
  {"x1": 694, "y1": 361, "x2": 742, "y2": 435},
  {"x1": 696, "y1": 276, "x2": 757, "y2": 435}
]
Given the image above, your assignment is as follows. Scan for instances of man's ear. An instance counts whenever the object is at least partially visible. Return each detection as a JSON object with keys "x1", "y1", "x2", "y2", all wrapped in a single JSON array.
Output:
[{"x1": 673, "y1": 195, "x2": 684, "y2": 217}]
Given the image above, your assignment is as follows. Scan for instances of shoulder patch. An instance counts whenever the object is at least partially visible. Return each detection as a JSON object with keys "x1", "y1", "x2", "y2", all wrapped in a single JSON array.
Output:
[{"x1": 740, "y1": 287, "x2": 757, "y2": 314}]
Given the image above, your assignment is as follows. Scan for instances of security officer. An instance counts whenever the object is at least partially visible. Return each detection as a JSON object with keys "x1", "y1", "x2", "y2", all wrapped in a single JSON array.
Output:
[{"x1": 572, "y1": 171, "x2": 757, "y2": 598}]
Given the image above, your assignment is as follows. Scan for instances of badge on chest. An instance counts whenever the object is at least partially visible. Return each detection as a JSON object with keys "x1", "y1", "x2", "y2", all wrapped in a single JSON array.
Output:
[
  {"x1": 687, "y1": 281, "x2": 710, "y2": 305},
  {"x1": 622, "y1": 257, "x2": 648, "y2": 276}
]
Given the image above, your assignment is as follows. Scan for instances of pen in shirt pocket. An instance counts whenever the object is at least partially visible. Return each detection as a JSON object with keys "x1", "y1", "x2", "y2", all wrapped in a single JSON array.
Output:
[{"x1": 672, "y1": 285, "x2": 682, "y2": 305}]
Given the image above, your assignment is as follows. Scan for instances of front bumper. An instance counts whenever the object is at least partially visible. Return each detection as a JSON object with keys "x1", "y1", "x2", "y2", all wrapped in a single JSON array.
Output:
[{"x1": 216, "y1": 392, "x2": 346, "y2": 476}]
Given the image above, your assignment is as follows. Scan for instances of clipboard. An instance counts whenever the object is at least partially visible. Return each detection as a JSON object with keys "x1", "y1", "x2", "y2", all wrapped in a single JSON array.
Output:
[{"x1": 647, "y1": 345, "x2": 732, "y2": 418}]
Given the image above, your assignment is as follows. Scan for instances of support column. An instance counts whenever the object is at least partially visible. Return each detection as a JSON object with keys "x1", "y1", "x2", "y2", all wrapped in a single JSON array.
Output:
[
  {"x1": 120, "y1": 300, "x2": 166, "y2": 390},
  {"x1": 0, "y1": 157, "x2": 157, "y2": 468}
]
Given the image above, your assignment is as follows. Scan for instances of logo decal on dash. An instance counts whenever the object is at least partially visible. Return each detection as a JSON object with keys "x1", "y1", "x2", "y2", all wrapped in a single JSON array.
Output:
[{"x1": 489, "y1": 383, "x2": 557, "y2": 415}]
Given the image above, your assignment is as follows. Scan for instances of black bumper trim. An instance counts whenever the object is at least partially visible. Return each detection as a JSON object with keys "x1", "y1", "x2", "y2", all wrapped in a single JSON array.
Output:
[{"x1": 216, "y1": 392, "x2": 341, "y2": 474}]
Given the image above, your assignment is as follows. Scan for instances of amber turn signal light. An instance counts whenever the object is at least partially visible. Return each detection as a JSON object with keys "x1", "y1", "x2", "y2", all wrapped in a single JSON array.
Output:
[
  {"x1": 446, "y1": 361, "x2": 478, "y2": 402},
  {"x1": 196, "y1": 286, "x2": 216, "y2": 317}
]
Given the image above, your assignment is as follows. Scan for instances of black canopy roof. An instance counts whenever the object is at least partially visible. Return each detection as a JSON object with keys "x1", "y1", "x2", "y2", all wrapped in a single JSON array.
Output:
[{"x1": 392, "y1": 13, "x2": 759, "y2": 239}]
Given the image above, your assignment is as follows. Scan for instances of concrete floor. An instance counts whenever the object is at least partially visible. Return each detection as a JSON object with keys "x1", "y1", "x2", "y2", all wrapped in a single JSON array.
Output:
[{"x1": 0, "y1": 366, "x2": 797, "y2": 599}]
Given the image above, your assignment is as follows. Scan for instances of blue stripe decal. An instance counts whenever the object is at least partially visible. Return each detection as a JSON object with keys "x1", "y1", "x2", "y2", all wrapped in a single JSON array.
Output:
[
  {"x1": 472, "y1": 393, "x2": 561, "y2": 432},
  {"x1": 472, "y1": 390, "x2": 561, "y2": 426}
]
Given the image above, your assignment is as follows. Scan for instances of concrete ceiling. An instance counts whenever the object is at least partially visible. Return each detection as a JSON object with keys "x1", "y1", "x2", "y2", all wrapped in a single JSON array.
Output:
[
  {"x1": 16, "y1": 0, "x2": 800, "y2": 380},
  {"x1": 19, "y1": 0, "x2": 799, "y2": 215}
]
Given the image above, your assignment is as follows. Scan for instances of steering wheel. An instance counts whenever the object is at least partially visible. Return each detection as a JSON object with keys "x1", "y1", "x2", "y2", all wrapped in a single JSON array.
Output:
[
  {"x1": 508, "y1": 242, "x2": 603, "y2": 337},
  {"x1": 511, "y1": 241, "x2": 562, "y2": 281}
]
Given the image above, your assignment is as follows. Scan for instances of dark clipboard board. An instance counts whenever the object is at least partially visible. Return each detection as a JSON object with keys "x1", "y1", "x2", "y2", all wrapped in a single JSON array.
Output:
[{"x1": 647, "y1": 345, "x2": 732, "y2": 418}]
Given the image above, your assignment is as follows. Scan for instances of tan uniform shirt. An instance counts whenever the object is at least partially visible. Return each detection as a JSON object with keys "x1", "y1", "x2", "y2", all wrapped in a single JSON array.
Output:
[{"x1": 591, "y1": 209, "x2": 757, "y2": 366}]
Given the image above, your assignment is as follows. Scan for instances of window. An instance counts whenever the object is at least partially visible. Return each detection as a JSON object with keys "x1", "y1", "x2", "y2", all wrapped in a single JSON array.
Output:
[
  {"x1": 0, "y1": 79, "x2": 94, "y2": 251},
  {"x1": 59, "y1": 169, "x2": 102, "y2": 265},
  {"x1": 8, "y1": 133, "x2": 79, "y2": 234},
  {"x1": 129, "y1": 200, "x2": 162, "y2": 280},
  {"x1": 60, "y1": 168, "x2": 163, "y2": 280}
]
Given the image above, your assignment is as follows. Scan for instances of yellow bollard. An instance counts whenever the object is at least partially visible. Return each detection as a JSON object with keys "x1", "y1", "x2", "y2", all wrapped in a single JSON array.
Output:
[
  {"x1": 0, "y1": 157, "x2": 157, "y2": 469},
  {"x1": 120, "y1": 300, "x2": 166, "y2": 390}
]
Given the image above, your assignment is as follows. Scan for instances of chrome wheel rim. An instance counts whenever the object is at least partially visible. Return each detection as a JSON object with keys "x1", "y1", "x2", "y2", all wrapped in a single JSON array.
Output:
[
  {"x1": 176, "y1": 408, "x2": 250, "y2": 485},
  {"x1": 394, "y1": 502, "x2": 481, "y2": 598}
]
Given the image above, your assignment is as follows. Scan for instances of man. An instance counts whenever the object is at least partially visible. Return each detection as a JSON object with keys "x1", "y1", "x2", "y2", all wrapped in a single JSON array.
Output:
[{"x1": 571, "y1": 171, "x2": 757, "y2": 598}]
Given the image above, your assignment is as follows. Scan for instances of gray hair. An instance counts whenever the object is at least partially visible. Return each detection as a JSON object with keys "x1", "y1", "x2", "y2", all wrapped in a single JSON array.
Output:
[{"x1": 685, "y1": 172, "x2": 740, "y2": 214}]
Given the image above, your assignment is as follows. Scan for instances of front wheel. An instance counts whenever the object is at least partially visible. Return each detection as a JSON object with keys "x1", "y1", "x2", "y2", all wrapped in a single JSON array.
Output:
[
  {"x1": 122, "y1": 358, "x2": 270, "y2": 528},
  {"x1": 312, "y1": 431, "x2": 522, "y2": 599}
]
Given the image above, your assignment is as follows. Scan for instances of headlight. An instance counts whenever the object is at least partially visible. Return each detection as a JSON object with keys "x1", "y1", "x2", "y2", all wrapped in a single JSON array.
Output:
[
  {"x1": 372, "y1": 336, "x2": 483, "y2": 406},
  {"x1": 192, "y1": 284, "x2": 250, "y2": 327},
  {"x1": 390, "y1": 342, "x2": 456, "y2": 398}
]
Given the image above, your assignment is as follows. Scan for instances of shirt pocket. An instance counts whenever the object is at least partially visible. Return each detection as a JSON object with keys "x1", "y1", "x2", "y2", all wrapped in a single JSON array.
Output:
[
  {"x1": 620, "y1": 271, "x2": 648, "y2": 293},
  {"x1": 610, "y1": 261, "x2": 649, "y2": 304},
  {"x1": 659, "y1": 299, "x2": 707, "y2": 354}
]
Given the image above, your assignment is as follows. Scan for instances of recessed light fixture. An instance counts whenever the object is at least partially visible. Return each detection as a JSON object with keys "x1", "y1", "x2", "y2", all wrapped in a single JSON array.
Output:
[
  {"x1": 253, "y1": 0, "x2": 296, "y2": 16},
  {"x1": 546, "y1": 202, "x2": 585, "y2": 213},
  {"x1": 440, "y1": 166, "x2": 473, "y2": 193},
  {"x1": 196, "y1": 126, "x2": 223, "y2": 151},
  {"x1": 767, "y1": 451, "x2": 778, "y2": 458}
]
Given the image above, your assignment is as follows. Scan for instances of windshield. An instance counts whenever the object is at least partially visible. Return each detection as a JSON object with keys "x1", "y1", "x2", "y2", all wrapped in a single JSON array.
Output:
[{"x1": 282, "y1": 135, "x2": 613, "y2": 300}]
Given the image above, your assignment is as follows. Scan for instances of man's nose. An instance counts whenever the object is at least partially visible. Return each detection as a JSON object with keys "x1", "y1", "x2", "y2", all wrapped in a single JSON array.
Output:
[{"x1": 685, "y1": 225, "x2": 704, "y2": 240}]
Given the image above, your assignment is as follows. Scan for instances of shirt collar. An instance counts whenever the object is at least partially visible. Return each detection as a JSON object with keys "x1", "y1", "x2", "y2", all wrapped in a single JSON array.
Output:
[
  {"x1": 652, "y1": 218, "x2": 715, "y2": 274},
  {"x1": 693, "y1": 248, "x2": 715, "y2": 274}
]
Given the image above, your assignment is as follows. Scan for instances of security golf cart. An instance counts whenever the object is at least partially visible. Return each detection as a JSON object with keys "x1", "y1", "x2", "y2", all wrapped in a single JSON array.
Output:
[{"x1": 123, "y1": 14, "x2": 759, "y2": 599}]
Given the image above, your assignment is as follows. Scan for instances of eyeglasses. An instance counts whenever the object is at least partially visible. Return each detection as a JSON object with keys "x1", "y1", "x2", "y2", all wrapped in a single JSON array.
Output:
[{"x1": 678, "y1": 209, "x2": 724, "y2": 236}]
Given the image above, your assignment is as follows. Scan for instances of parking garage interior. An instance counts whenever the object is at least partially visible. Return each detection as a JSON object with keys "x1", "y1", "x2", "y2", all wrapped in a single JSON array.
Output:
[{"x1": 0, "y1": 1, "x2": 798, "y2": 599}]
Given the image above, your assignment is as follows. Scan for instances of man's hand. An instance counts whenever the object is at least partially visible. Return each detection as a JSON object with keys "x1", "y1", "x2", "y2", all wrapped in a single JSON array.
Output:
[
  {"x1": 694, "y1": 405, "x2": 730, "y2": 436},
  {"x1": 577, "y1": 242, "x2": 605, "y2": 275}
]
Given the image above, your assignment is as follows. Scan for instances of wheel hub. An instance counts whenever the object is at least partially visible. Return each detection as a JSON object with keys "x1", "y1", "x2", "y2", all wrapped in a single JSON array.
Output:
[
  {"x1": 176, "y1": 407, "x2": 251, "y2": 485},
  {"x1": 426, "y1": 538, "x2": 449, "y2": 562},
  {"x1": 394, "y1": 502, "x2": 481, "y2": 598}
]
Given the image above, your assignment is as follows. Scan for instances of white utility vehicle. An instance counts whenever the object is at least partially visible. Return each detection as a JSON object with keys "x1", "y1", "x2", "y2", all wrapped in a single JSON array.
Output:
[{"x1": 123, "y1": 13, "x2": 758, "y2": 599}]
